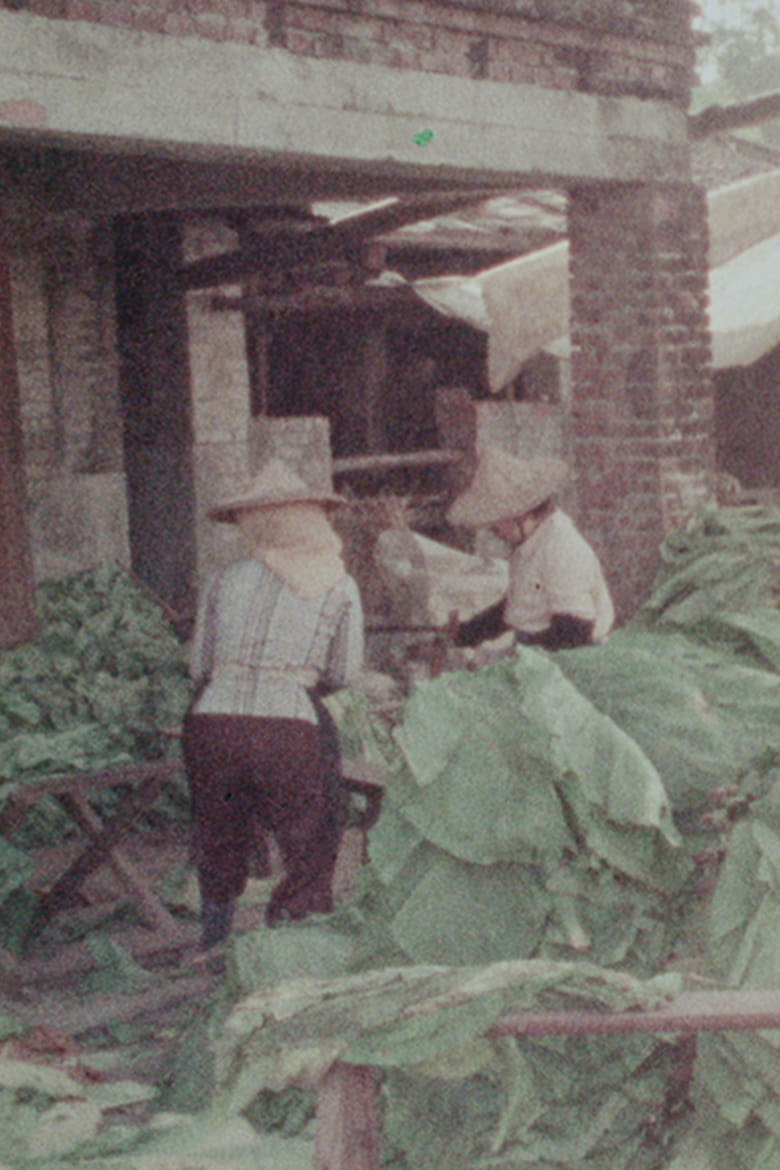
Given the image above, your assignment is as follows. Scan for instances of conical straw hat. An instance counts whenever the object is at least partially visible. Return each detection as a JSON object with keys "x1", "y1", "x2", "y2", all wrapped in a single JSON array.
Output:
[
  {"x1": 209, "y1": 458, "x2": 345, "y2": 522},
  {"x1": 447, "y1": 445, "x2": 569, "y2": 528}
]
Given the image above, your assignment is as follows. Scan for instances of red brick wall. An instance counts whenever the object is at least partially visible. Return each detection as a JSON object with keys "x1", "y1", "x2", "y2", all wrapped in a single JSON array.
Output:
[
  {"x1": 6, "y1": 0, "x2": 695, "y2": 103},
  {"x1": 568, "y1": 182, "x2": 714, "y2": 619}
]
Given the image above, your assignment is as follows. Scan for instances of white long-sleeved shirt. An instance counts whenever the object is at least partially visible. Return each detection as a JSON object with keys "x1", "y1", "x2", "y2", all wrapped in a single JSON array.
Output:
[
  {"x1": 189, "y1": 558, "x2": 364, "y2": 723},
  {"x1": 504, "y1": 510, "x2": 614, "y2": 643}
]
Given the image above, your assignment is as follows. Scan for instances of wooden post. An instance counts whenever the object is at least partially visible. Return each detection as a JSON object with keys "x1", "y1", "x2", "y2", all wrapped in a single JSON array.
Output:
[
  {"x1": 314, "y1": 1062, "x2": 381, "y2": 1170},
  {"x1": 243, "y1": 294, "x2": 270, "y2": 418},
  {"x1": 0, "y1": 212, "x2": 37, "y2": 647},
  {"x1": 113, "y1": 214, "x2": 197, "y2": 620},
  {"x1": 362, "y1": 321, "x2": 387, "y2": 454}
]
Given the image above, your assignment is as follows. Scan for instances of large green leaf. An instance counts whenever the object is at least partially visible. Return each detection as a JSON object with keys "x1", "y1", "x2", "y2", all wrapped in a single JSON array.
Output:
[
  {"x1": 687, "y1": 1032, "x2": 780, "y2": 1170},
  {"x1": 212, "y1": 957, "x2": 680, "y2": 1111},
  {"x1": 391, "y1": 649, "x2": 678, "y2": 868},
  {"x1": 556, "y1": 631, "x2": 780, "y2": 815},
  {"x1": 387, "y1": 847, "x2": 550, "y2": 965},
  {"x1": 708, "y1": 778, "x2": 780, "y2": 986},
  {"x1": 635, "y1": 504, "x2": 780, "y2": 627}
]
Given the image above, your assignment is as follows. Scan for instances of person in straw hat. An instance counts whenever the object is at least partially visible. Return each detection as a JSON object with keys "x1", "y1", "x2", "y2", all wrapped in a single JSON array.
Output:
[
  {"x1": 182, "y1": 458, "x2": 364, "y2": 953},
  {"x1": 447, "y1": 445, "x2": 614, "y2": 651}
]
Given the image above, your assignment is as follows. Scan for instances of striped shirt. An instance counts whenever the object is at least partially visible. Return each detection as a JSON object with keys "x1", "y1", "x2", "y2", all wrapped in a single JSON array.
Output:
[{"x1": 189, "y1": 558, "x2": 364, "y2": 722}]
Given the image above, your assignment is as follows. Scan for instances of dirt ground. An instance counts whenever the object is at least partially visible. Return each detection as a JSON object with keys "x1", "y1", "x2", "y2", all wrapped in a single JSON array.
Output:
[{"x1": 0, "y1": 822, "x2": 364, "y2": 1119}]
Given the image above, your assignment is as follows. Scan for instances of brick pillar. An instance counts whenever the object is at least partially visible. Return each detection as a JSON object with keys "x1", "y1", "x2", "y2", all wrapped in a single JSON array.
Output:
[{"x1": 568, "y1": 182, "x2": 714, "y2": 621}]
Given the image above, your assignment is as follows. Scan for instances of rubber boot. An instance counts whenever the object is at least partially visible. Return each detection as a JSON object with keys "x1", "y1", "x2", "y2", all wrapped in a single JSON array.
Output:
[{"x1": 200, "y1": 897, "x2": 235, "y2": 950}]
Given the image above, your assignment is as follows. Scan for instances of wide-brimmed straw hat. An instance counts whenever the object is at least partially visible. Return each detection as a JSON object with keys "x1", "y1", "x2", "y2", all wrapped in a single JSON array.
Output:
[
  {"x1": 447, "y1": 445, "x2": 569, "y2": 528},
  {"x1": 209, "y1": 458, "x2": 346, "y2": 522}
]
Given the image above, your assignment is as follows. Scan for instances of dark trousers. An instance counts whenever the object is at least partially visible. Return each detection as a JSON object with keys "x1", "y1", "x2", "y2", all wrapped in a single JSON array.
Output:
[{"x1": 182, "y1": 713, "x2": 344, "y2": 926}]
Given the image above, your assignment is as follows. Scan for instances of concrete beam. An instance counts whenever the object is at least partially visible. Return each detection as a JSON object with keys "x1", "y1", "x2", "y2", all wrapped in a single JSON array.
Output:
[
  {"x1": 707, "y1": 167, "x2": 780, "y2": 267},
  {"x1": 0, "y1": 10, "x2": 690, "y2": 192}
]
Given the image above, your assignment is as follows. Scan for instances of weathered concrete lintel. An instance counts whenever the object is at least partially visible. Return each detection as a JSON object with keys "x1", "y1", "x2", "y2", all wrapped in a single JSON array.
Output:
[
  {"x1": 708, "y1": 167, "x2": 780, "y2": 268},
  {"x1": 0, "y1": 10, "x2": 691, "y2": 190}
]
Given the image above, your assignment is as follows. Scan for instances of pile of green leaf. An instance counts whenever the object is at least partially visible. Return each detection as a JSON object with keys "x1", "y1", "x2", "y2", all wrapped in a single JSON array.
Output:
[
  {"x1": 0, "y1": 564, "x2": 193, "y2": 794},
  {"x1": 0, "y1": 1006, "x2": 314, "y2": 1170},
  {"x1": 633, "y1": 504, "x2": 780, "y2": 630},
  {"x1": 329, "y1": 649, "x2": 690, "y2": 977},
  {"x1": 0, "y1": 1047, "x2": 158, "y2": 1167},
  {"x1": 7, "y1": 508, "x2": 780, "y2": 1170},
  {"x1": 199, "y1": 502, "x2": 780, "y2": 1170},
  {"x1": 0, "y1": 565, "x2": 193, "y2": 946},
  {"x1": 212, "y1": 957, "x2": 687, "y2": 1170}
]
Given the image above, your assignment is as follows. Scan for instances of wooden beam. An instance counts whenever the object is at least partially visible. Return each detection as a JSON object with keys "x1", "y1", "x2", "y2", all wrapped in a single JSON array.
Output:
[
  {"x1": 181, "y1": 190, "x2": 506, "y2": 290},
  {"x1": 114, "y1": 214, "x2": 198, "y2": 619},
  {"x1": 215, "y1": 284, "x2": 413, "y2": 318},
  {"x1": 690, "y1": 89, "x2": 780, "y2": 138},
  {"x1": 314, "y1": 1064, "x2": 380, "y2": 1170},
  {"x1": 34, "y1": 766, "x2": 178, "y2": 923},
  {"x1": 360, "y1": 322, "x2": 387, "y2": 454},
  {"x1": 0, "y1": 212, "x2": 37, "y2": 647},
  {"x1": 57, "y1": 792, "x2": 179, "y2": 934},
  {"x1": 182, "y1": 231, "x2": 364, "y2": 290},
  {"x1": 490, "y1": 989, "x2": 780, "y2": 1038},
  {"x1": 333, "y1": 449, "x2": 455, "y2": 475},
  {"x1": 6, "y1": 976, "x2": 214, "y2": 1037}
]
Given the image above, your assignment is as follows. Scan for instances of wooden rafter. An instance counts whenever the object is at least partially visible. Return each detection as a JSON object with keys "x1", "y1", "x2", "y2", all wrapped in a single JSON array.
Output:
[
  {"x1": 211, "y1": 283, "x2": 413, "y2": 318},
  {"x1": 690, "y1": 89, "x2": 780, "y2": 138},
  {"x1": 180, "y1": 188, "x2": 505, "y2": 290}
]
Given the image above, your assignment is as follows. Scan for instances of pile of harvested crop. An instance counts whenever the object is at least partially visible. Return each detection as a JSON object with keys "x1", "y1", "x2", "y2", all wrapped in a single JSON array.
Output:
[
  {"x1": 0, "y1": 565, "x2": 193, "y2": 946},
  {"x1": 166, "y1": 506, "x2": 779, "y2": 1170},
  {"x1": 0, "y1": 565, "x2": 192, "y2": 792},
  {"x1": 634, "y1": 504, "x2": 780, "y2": 628},
  {"x1": 4, "y1": 507, "x2": 780, "y2": 1170}
]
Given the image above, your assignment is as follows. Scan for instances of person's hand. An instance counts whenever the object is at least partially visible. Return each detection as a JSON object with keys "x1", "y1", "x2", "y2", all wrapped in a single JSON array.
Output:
[{"x1": 467, "y1": 630, "x2": 516, "y2": 670}]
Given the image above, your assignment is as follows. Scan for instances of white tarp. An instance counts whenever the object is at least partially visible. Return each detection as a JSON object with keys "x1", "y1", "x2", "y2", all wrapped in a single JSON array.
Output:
[
  {"x1": 411, "y1": 170, "x2": 780, "y2": 387},
  {"x1": 709, "y1": 231, "x2": 780, "y2": 369},
  {"x1": 413, "y1": 242, "x2": 569, "y2": 392}
]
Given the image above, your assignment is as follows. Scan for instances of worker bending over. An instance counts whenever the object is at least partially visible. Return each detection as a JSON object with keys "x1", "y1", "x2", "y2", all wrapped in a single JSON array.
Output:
[{"x1": 448, "y1": 445, "x2": 614, "y2": 651}]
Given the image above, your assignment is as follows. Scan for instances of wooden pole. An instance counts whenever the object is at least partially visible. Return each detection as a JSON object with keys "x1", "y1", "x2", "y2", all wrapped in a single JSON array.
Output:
[
  {"x1": 361, "y1": 321, "x2": 388, "y2": 454},
  {"x1": 0, "y1": 211, "x2": 37, "y2": 647},
  {"x1": 314, "y1": 1063, "x2": 381, "y2": 1170},
  {"x1": 690, "y1": 89, "x2": 780, "y2": 138},
  {"x1": 491, "y1": 988, "x2": 780, "y2": 1038}
]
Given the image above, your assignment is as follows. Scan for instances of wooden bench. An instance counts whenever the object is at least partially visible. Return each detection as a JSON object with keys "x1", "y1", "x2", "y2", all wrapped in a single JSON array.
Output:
[
  {"x1": 0, "y1": 759, "x2": 185, "y2": 933},
  {"x1": 0, "y1": 753, "x2": 384, "y2": 938}
]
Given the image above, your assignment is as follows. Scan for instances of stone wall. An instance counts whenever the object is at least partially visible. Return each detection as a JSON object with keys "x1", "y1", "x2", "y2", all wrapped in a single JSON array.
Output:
[
  {"x1": 9, "y1": 212, "x2": 130, "y2": 582},
  {"x1": 185, "y1": 285, "x2": 250, "y2": 584},
  {"x1": 6, "y1": 0, "x2": 695, "y2": 102}
]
